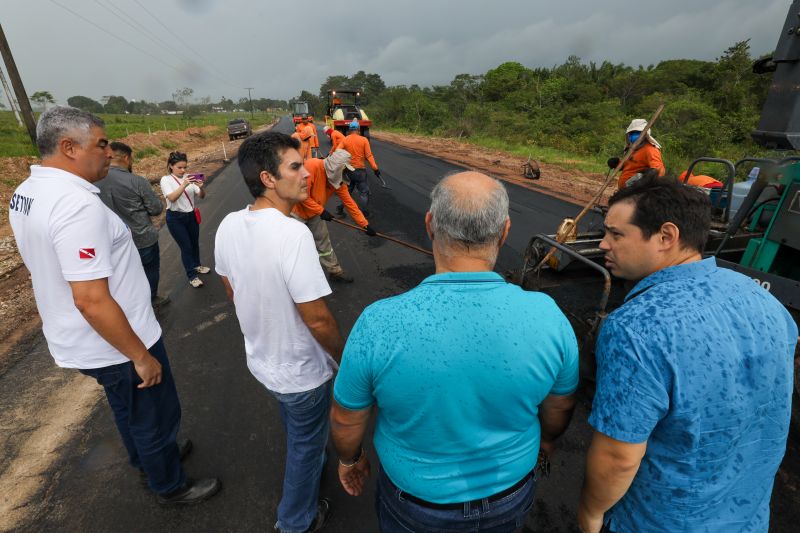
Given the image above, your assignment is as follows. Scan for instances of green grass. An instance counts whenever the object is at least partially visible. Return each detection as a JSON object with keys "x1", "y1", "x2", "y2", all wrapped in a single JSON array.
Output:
[
  {"x1": 375, "y1": 126, "x2": 607, "y2": 175},
  {"x1": 0, "y1": 111, "x2": 275, "y2": 157},
  {"x1": 134, "y1": 146, "x2": 160, "y2": 159}
]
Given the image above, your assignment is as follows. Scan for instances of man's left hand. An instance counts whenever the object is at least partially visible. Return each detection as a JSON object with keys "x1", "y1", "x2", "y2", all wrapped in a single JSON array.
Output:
[
  {"x1": 338, "y1": 456, "x2": 371, "y2": 496},
  {"x1": 364, "y1": 225, "x2": 377, "y2": 236},
  {"x1": 577, "y1": 504, "x2": 604, "y2": 533},
  {"x1": 373, "y1": 168, "x2": 381, "y2": 178}
]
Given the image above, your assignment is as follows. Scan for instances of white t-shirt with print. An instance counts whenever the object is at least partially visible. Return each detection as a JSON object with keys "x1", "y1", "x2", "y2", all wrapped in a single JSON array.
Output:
[
  {"x1": 214, "y1": 206, "x2": 335, "y2": 394},
  {"x1": 9, "y1": 166, "x2": 162, "y2": 369},
  {"x1": 160, "y1": 174, "x2": 201, "y2": 212}
]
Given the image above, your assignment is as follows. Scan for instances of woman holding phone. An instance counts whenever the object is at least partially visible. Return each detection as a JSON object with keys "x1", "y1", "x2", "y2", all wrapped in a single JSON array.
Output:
[{"x1": 160, "y1": 151, "x2": 209, "y2": 288}]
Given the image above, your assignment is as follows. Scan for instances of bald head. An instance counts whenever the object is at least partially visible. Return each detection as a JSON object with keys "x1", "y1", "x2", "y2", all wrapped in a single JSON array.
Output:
[{"x1": 429, "y1": 171, "x2": 509, "y2": 251}]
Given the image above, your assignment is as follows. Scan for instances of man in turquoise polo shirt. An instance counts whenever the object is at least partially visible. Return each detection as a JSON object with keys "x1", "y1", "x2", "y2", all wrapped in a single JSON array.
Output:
[{"x1": 331, "y1": 171, "x2": 579, "y2": 532}]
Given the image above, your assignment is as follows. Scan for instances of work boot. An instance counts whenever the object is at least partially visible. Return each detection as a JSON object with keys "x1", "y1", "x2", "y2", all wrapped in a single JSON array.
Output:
[
  {"x1": 157, "y1": 478, "x2": 221, "y2": 506},
  {"x1": 329, "y1": 271, "x2": 354, "y2": 283}
]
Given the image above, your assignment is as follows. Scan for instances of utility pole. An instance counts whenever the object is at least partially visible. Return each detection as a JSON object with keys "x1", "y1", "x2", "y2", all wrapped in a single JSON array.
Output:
[
  {"x1": 0, "y1": 64, "x2": 22, "y2": 126},
  {"x1": 0, "y1": 24, "x2": 37, "y2": 150},
  {"x1": 245, "y1": 87, "x2": 254, "y2": 119}
]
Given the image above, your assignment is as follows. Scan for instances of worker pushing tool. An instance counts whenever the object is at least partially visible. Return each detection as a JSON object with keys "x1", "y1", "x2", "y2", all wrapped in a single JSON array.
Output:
[
  {"x1": 292, "y1": 149, "x2": 378, "y2": 284},
  {"x1": 607, "y1": 118, "x2": 666, "y2": 188},
  {"x1": 337, "y1": 119, "x2": 381, "y2": 218}
]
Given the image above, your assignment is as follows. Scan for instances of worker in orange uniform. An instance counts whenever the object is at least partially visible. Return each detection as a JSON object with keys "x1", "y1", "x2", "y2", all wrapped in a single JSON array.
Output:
[
  {"x1": 608, "y1": 118, "x2": 665, "y2": 188},
  {"x1": 291, "y1": 116, "x2": 314, "y2": 160},
  {"x1": 292, "y1": 149, "x2": 377, "y2": 283},
  {"x1": 305, "y1": 116, "x2": 320, "y2": 158},
  {"x1": 323, "y1": 125, "x2": 345, "y2": 155},
  {"x1": 336, "y1": 119, "x2": 381, "y2": 218}
]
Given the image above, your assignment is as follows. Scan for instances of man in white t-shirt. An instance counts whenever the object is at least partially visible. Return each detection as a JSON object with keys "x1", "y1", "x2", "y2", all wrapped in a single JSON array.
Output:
[
  {"x1": 9, "y1": 106, "x2": 220, "y2": 506},
  {"x1": 215, "y1": 131, "x2": 344, "y2": 533}
]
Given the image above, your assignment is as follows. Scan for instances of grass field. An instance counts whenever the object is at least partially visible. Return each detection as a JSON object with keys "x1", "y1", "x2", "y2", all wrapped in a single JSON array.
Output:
[{"x1": 0, "y1": 111, "x2": 277, "y2": 157}]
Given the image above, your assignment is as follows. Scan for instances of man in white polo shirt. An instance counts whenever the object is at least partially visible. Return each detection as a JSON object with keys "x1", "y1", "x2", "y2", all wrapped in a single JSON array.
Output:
[
  {"x1": 215, "y1": 131, "x2": 343, "y2": 533},
  {"x1": 9, "y1": 106, "x2": 219, "y2": 505}
]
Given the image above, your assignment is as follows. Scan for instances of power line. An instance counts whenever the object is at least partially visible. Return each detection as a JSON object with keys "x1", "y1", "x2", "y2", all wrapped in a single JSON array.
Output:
[
  {"x1": 94, "y1": 0, "x2": 197, "y2": 67},
  {"x1": 47, "y1": 0, "x2": 241, "y2": 94},
  {"x1": 47, "y1": 0, "x2": 184, "y2": 75},
  {"x1": 130, "y1": 0, "x2": 235, "y2": 87}
]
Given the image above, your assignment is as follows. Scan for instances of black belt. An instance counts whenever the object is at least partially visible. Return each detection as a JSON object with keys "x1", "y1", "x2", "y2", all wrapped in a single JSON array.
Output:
[{"x1": 387, "y1": 470, "x2": 534, "y2": 511}]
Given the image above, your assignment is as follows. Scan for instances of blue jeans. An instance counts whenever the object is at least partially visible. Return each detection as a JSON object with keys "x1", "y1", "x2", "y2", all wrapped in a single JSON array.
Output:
[
  {"x1": 166, "y1": 210, "x2": 200, "y2": 280},
  {"x1": 375, "y1": 468, "x2": 536, "y2": 532},
  {"x1": 78, "y1": 338, "x2": 185, "y2": 495},
  {"x1": 268, "y1": 380, "x2": 332, "y2": 533},
  {"x1": 137, "y1": 242, "x2": 160, "y2": 298}
]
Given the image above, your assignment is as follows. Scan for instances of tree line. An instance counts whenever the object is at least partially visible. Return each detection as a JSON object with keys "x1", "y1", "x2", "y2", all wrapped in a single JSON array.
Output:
[
  {"x1": 61, "y1": 88, "x2": 288, "y2": 117},
  {"x1": 295, "y1": 40, "x2": 778, "y2": 172}
]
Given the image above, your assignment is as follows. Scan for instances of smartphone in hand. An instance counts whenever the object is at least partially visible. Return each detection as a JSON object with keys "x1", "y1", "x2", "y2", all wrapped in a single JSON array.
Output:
[{"x1": 187, "y1": 173, "x2": 205, "y2": 182}]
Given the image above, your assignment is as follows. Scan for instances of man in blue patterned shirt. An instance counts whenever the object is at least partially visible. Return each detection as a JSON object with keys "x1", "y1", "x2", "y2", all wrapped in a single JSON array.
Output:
[{"x1": 578, "y1": 175, "x2": 797, "y2": 533}]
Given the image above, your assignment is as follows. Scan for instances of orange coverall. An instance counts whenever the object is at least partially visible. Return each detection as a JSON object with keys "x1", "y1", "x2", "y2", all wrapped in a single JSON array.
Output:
[
  {"x1": 305, "y1": 122, "x2": 319, "y2": 151},
  {"x1": 618, "y1": 143, "x2": 665, "y2": 188},
  {"x1": 341, "y1": 132, "x2": 378, "y2": 171},
  {"x1": 329, "y1": 129, "x2": 346, "y2": 154},
  {"x1": 291, "y1": 124, "x2": 313, "y2": 160},
  {"x1": 293, "y1": 158, "x2": 369, "y2": 228}
]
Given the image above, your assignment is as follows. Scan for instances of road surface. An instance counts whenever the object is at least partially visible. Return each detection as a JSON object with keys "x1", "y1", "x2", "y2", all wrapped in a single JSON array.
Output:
[{"x1": 6, "y1": 117, "x2": 797, "y2": 532}]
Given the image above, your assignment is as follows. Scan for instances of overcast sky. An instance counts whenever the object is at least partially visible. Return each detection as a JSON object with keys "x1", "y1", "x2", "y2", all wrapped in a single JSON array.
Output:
[{"x1": 1, "y1": 0, "x2": 791, "y2": 105}]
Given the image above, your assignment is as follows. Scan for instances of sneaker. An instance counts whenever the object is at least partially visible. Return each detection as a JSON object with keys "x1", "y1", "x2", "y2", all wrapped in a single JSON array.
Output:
[
  {"x1": 329, "y1": 271, "x2": 354, "y2": 283},
  {"x1": 195, "y1": 266, "x2": 211, "y2": 274},
  {"x1": 156, "y1": 478, "x2": 221, "y2": 506},
  {"x1": 189, "y1": 277, "x2": 204, "y2": 288}
]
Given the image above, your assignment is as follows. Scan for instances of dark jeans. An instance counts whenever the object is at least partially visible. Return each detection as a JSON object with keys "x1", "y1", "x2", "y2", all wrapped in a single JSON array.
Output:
[
  {"x1": 78, "y1": 338, "x2": 185, "y2": 495},
  {"x1": 268, "y1": 380, "x2": 331, "y2": 533},
  {"x1": 166, "y1": 210, "x2": 200, "y2": 280},
  {"x1": 375, "y1": 468, "x2": 536, "y2": 532},
  {"x1": 137, "y1": 242, "x2": 160, "y2": 298},
  {"x1": 341, "y1": 168, "x2": 369, "y2": 210}
]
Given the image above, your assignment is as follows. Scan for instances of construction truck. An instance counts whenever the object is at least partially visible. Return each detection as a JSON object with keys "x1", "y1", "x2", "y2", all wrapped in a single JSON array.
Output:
[
  {"x1": 291, "y1": 101, "x2": 313, "y2": 125},
  {"x1": 515, "y1": 0, "x2": 800, "y2": 434},
  {"x1": 324, "y1": 89, "x2": 372, "y2": 138}
]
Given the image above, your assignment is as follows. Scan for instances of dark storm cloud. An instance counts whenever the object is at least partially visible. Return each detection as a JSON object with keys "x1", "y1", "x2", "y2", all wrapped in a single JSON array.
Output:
[{"x1": 2, "y1": 0, "x2": 790, "y2": 103}]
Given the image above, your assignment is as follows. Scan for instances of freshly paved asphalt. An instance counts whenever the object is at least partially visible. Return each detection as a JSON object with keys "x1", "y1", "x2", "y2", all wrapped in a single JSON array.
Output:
[{"x1": 17, "y1": 118, "x2": 795, "y2": 532}]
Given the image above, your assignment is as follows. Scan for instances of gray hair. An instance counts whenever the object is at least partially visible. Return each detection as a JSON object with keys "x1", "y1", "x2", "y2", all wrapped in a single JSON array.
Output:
[
  {"x1": 36, "y1": 106, "x2": 105, "y2": 157},
  {"x1": 429, "y1": 173, "x2": 509, "y2": 248}
]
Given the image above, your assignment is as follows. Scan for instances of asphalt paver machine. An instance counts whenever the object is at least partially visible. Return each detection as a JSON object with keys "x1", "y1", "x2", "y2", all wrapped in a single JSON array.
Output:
[{"x1": 324, "y1": 89, "x2": 372, "y2": 138}]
